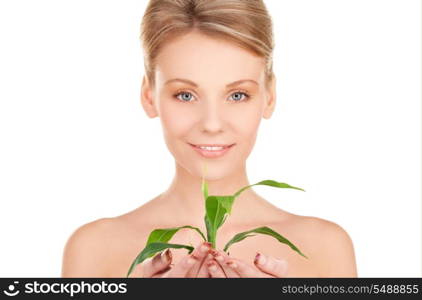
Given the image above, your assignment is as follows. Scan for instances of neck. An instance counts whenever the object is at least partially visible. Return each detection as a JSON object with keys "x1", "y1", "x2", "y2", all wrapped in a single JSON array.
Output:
[{"x1": 156, "y1": 160, "x2": 272, "y2": 227}]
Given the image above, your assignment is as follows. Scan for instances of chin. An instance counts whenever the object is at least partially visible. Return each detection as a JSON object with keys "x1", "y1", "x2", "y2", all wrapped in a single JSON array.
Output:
[{"x1": 199, "y1": 161, "x2": 242, "y2": 182}]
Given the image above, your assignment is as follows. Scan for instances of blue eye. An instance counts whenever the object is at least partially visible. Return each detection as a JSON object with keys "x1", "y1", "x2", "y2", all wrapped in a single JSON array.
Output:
[
  {"x1": 174, "y1": 91, "x2": 250, "y2": 103},
  {"x1": 229, "y1": 92, "x2": 250, "y2": 102},
  {"x1": 175, "y1": 92, "x2": 194, "y2": 102}
]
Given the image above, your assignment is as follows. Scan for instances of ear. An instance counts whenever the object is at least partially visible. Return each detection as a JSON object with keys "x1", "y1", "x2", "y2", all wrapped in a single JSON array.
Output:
[
  {"x1": 140, "y1": 75, "x2": 159, "y2": 118},
  {"x1": 263, "y1": 74, "x2": 276, "y2": 119}
]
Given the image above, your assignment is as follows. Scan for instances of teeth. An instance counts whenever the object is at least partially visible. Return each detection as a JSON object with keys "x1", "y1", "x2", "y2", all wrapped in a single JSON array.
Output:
[{"x1": 198, "y1": 146, "x2": 225, "y2": 151}]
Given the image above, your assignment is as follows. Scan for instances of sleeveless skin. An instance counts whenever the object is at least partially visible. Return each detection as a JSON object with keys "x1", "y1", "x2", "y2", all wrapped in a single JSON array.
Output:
[{"x1": 87, "y1": 195, "x2": 350, "y2": 278}]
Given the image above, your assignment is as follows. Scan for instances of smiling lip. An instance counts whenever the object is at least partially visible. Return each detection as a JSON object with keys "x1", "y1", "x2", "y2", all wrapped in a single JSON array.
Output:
[{"x1": 188, "y1": 143, "x2": 235, "y2": 158}]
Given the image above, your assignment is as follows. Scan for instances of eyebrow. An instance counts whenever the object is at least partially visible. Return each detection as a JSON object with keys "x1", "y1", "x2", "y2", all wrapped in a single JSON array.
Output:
[{"x1": 164, "y1": 78, "x2": 258, "y2": 88}]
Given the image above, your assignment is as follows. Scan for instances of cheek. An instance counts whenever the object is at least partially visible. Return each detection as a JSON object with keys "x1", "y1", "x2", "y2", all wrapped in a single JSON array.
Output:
[
  {"x1": 159, "y1": 101, "x2": 194, "y2": 138},
  {"x1": 232, "y1": 105, "x2": 263, "y2": 164},
  {"x1": 232, "y1": 105, "x2": 263, "y2": 140}
]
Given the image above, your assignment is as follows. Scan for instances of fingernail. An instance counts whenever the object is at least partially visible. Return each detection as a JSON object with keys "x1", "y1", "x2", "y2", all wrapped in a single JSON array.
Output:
[
  {"x1": 254, "y1": 252, "x2": 260, "y2": 264},
  {"x1": 165, "y1": 249, "x2": 172, "y2": 262},
  {"x1": 210, "y1": 249, "x2": 219, "y2": 256},
  {"x1": 207, "y1": 253, "x2": 213, "y2": 260},
  {"x1": 255, "y1": 252, "x2": 266, "y2": 265},
  {"x1": 161, "y1": 249, "x2": 169, "y2": 263},
  {"x1": 226, "y1": 260, "x2": 237, "y2": 268}
]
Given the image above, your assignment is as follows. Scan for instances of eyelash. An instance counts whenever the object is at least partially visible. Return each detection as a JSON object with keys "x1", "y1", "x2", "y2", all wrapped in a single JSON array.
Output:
[{"x1": 173, "y1": 89, "x2": 251, "y2": 103}]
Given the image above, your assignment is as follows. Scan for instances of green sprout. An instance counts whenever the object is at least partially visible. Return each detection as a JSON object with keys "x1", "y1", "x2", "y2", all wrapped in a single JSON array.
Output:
[{"x1": 126, "y1": 168, "x2": 308, "y2": 277}]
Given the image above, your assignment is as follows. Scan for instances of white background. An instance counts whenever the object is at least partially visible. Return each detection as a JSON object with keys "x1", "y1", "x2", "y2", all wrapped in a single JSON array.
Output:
[{"x1": 0, "y1": 0, "x2": 420, "y2": 277}]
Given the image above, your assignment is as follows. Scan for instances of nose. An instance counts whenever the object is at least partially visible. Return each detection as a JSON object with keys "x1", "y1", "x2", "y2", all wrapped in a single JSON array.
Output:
[{"x1": 199, "y1": 100, "x2": 225, "y2": 133}]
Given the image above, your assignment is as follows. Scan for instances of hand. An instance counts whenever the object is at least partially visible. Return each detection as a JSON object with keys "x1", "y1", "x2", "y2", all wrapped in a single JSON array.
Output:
[
  {"x1": 207, "y1": 249, "x2": 288, "y2": 278},
  {"x1": 129, "y1": 241, "x2": 213, "y2": 277},
  {"x1": 161, "y1": 241, "x2": 214, "y2": 278},
  {"x1": 128, "y1": 248, "x2": 172, "y2": 278}
]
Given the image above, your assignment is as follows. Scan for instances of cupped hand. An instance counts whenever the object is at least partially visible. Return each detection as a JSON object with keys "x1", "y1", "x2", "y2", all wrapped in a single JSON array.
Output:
[
  {"x1": 127, "y1": 247, "x2": 173, "y2": 278},
  {"x1": 129, "y1": 241, "x2": 214, "y2": 278},
  {"x1": 207, "y1": 249, "x2": 288, "y2": 278}
]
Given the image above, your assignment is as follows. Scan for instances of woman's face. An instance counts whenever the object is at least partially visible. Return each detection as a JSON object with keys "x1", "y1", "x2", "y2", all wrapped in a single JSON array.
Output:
[{"x1": 141, "y1": 31, "x2": 276, "y2": 181}]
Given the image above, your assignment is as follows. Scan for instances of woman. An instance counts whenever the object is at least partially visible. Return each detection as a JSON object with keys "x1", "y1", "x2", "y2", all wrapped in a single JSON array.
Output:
[{"x1": 61, "y1": 0, "x2": 358, "y2": 278}]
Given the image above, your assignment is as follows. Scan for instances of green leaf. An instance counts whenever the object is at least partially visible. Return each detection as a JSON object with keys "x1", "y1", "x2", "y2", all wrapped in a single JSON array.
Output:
[
  {"x1": 223, "y1": 226, "x2": 308, "y2": 259},
  {"x1": 224, "y1": 233, "x2": 257, "y2": 248},
  {"x1": 201, "y1": 163, "x2": 209, "y2": 199},
  {"x1": 146, "y1": 225, "x2": 206, "y2": 245},
  {"x1": 206, "y1": 196, "x2": 226, "y2": 231},
  {"x1": 206, "y1": 196, "x2": 234, "y2": 225},
  {"x1": 218, "y1": 196, "x2": 235, "y2": 215},
  {"x1": 205, "y1": 195, "x2": 235, "y2": 248},
  {"x1": 126, "y1": 242, "x2": 194, "y2": 278},
  {"x1": 204, "y1": 196, "x2": 223, "y2": 248},
  {"x1": 203, "y1": 179, "x2": 304, "y2": 250},
  {"x1": 218, "y1": 213, "x2": 229, "y2": 229},
  {"x1": 204, "y1": 214, "x2": 212, "y2": 242},
  {"x1": 202, "y1": 177, "x2": 208, "y2": 200},
  {"x1": 234, "y1": 180, "x2": 305, "y2": 198}
]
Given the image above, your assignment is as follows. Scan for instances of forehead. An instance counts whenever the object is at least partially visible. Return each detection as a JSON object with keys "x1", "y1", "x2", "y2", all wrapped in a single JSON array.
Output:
[{"x1": 155, "y1": 31, "x2": 266, "y2": 87}]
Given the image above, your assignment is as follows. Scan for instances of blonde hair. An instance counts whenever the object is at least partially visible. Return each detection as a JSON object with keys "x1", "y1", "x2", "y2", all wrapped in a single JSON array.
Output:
[{"x1": 140, "y1": 0, "x2": 275, "y2": 89}]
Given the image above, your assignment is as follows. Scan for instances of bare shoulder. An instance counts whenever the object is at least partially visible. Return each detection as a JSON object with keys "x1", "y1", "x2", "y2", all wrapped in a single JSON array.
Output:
[
  {"x1": 302, "y1": 216, "x2": 358, "y2": 277},
  {"x1": 61, "y1": 217, "x2": 118, "y2": 277}
]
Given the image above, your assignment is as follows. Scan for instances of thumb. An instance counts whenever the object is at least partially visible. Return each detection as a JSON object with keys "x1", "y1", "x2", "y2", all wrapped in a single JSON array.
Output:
[
  {"x1": 140, "y1": 249, "x2": 173, "y2": 278},
  {"x1": 253, "y1": 252, "x2": 288, "y2": 277}
]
